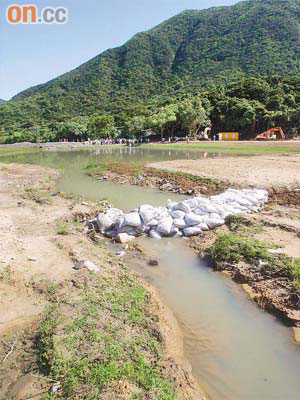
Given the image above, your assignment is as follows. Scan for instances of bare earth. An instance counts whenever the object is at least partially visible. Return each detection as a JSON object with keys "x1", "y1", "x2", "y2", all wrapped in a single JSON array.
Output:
[
  {"x1": 149, "y1": 154, "x2": 300, "y2": 188},
  {"x1": 0, "y1": 163, "x2": 203, "y2": 400}
]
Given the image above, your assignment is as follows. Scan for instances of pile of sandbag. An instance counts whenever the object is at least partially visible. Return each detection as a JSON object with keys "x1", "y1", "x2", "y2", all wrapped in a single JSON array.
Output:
[{"x1": 96, "y1": 188, "x2": 268, "y2": 240}]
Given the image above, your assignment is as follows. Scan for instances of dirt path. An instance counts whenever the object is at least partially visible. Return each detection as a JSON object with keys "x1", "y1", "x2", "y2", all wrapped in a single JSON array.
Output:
[
  {"x1": 149, "y1": 154, "x2": 300, "y2": 188},
  {"x1": 0, "y1": 163, "x2": 203, "y2": 400}
]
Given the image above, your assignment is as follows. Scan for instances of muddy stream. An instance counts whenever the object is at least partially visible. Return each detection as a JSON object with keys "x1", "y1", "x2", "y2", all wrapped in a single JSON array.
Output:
[{"x1": 2, "y1": 147, "x2": 300, "y2": 400}]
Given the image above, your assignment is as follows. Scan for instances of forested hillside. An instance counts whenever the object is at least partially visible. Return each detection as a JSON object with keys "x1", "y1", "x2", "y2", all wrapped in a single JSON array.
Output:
[{"x1": 1, "y1": 0, "x2": 300, "y2": 142}]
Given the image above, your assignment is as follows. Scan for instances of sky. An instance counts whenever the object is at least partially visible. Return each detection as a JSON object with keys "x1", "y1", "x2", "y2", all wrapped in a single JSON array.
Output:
[{"x1": 0, "y1": 0, "x2": 239, "y2": 100}]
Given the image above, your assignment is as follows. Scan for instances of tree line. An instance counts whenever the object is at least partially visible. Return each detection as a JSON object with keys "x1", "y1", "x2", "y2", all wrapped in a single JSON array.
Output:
[{"x1": 1, "y1": 75, "x2": 300, "y2": 143}]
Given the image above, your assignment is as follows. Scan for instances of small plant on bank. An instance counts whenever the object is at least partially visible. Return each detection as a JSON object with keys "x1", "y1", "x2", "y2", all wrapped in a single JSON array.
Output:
[
  {"x1": 211, "y1": 233, "x2": 300, "y2": 288},
  {"x1": 211, "y1": 233, "x2": 273, "y2": 265},
  {"x1": 56, "y1": 225, "x2": 69, "y2": 236}
]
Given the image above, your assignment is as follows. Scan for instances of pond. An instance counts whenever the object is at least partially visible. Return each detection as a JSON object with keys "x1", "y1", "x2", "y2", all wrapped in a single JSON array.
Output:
[{"x1": 2, "y1": 146, "x2": 300, "y2": 400}]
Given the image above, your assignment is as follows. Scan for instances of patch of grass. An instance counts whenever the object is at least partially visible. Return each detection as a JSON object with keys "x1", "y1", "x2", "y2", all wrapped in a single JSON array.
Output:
[
  {"x1": 142, "y1": 143, "x2": 300, "y2": 154},
  {"x1": 37, "y1": 305, "x2": 59, "y2": 374},
  {"x1": 86, "y1": 162, "x2": 109, "y2": 176},
  {"x1": 0, "y1": 265, "x2": 13, "y2": 283},
  {"x1": 23, "y1": 188, "x2": 51, "y2": 205},
  {"x1": 226, "y1": 214, "x2": 265, "y2": 235},
  {"x1": 56, "y1": 225, "x2": 69, "y2": 236},
  {"x1": 36, "y1": 270, "x2": 175, "y2": 399},
  {"x1": 86, "y1": 161, "x2": 146, "y2": 177},
  {"x1": 211, "y1": 233, "x2": 273, "y2": 265},
  {"x1": 47, "y1": 283, "x2": 58, "y2": 302},
  {"x1": 0, "y1": 146, "x2": 43, "y2": 158},
  {"x1": 211, "y1": 233, "x2": 300, "y2": 288}
]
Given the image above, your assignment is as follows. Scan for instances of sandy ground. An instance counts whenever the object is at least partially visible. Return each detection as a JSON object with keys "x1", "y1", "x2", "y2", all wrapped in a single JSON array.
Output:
[
  {"x1": 149, "y1": 154, "x2": 300, "y2": 188},
  {"x1": 0, "y1": 163, "x2": 203, "y2": 400}
]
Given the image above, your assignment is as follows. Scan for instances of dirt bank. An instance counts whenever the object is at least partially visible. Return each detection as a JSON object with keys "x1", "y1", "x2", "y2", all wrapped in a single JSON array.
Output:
[
  {"x1": 87, "y1": 161, "x2": 229, "y2": 196},
  {"x1": 147, "y1": 155, "x2": 300, "y2": 334},
  {"x1": 0, "y1": 163, "x2": 204, "y2": 400},
  {"x1": 87, "y1": 155, "x2": 300, "y2": 206},
  {"x1": 149, "y1": 154, "x2": 300, "y2": 189},
  {"x1": 190, "y1": 209, "x2": 300, "y2": 335},
  {"x1": 87, "y1": 157, "x2": 300, "y2": 338}
]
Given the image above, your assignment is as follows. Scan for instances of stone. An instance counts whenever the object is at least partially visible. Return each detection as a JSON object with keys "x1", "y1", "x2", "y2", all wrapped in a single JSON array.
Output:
[
  {"x1": 149, "y1": 259, "x2": 159, "y2": 266},
  {"x1": 74, "y1": 260, "x2": 99, "y2": 272},
  {"x1": 116, "y1": 233, "x2": 136, "y2": 244}
]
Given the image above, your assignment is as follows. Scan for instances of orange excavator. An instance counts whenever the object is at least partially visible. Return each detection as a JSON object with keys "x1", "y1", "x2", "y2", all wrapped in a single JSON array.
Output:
[{"x1": 255, "y1": 127, "x2": 286, "y2": 141}]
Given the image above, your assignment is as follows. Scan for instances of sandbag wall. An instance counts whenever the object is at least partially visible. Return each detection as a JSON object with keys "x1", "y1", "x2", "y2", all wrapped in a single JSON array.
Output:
[{"x1": 96, "y1": 188, "x2": 268, "y2": 240}]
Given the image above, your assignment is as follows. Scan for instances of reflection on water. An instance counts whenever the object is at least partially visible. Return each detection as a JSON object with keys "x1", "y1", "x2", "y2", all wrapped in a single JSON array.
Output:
[
  {"x1": 0, "y1": 147, "x2": 247, "y2": 211},
  {"x1": 2, "y1": 146, "x2": 300, "y2": 400}
]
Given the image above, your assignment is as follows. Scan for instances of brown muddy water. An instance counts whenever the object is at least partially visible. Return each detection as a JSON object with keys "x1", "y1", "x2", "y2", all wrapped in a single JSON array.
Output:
[{"x1": 2, "y1": 147, "x2": 300, "y2": 400}]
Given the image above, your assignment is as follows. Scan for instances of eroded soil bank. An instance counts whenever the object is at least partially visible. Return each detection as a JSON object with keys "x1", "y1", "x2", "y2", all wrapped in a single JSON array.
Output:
[
  {"x1": 87, "y1": 156, "x2": 300, "y2": 338},
  {"x1": 87, "y1": 155, "x2": 300, "y2": 206},
  {"x1": 0, "y1": 163, "x2": 203, "y2": 400}
]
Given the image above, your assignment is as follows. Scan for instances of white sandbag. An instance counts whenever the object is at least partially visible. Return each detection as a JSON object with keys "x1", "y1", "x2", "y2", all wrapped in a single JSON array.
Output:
[
  {"x1": 210, "y1": 212, "x2": 222, "y2": 220},
  {"x1": 211, "y1": 204, "x2": 226, "y2": 215},
  {"x1": 243, "y1": 194, "x2": 259, "y2": 205},
  {"x1": 156, "y1": 217, "x2": 174, "y2": 236},
  {"x1": 118, "y1": 225, "x2": 139, "y2": 236},
  {"x1": 155, "y1": 207, "x2": 169, "y2": 220},
  {"x1": 183, "y1": 226, "x2": 202, "y2": 237},
  {"x1": 148, "y1": 219, "x2": 159, "y2": 227},
  {"x1": 171, "y1": 231, "x2": 183, "y2": 238},
  {"x1": 123, "y1": 212, "x2": 142, "y2": 227},
  {"x1": 185, "y1": 212, "x2": 203, "y2": 226},
  {"x1": 166, "y1": 199, "x2": 178, "y2": 209},
  {"x1": 199, "y1": 223, "x2": 209, "y2": 231},
  {"x1": 139, "y1": 205, "x2": 157, "y2": 225},
  {"x1": 193, "y1": 207, "x2": 208, "y2": 216},
  {"x1": 198, "y1": 204, "x2": 218, "y2": 214},
  {"x1": 183, "y1": 198, "x2": 199, "y2": 210},
  {"x1": 97, "y1": 208, "x2": 123, "y2": 233},
  {"x1": 149, "y1": 230, "x2": 162, "y2": 239},
  {"x1": 173, "y1": 218, "x2": 187, "y2": 229},
  {"x1": 235, "y1": 197, "x2": 252, "y2": 207},
  {"x1": 174, "y1": 201, "x2": 191, "y2": 213},
  {"x1": 170, "y1": 210, "x2": 186, "y2": 219},
  {"x1": 196, "y1": 197, "x2": 210, "y2": 205},
  {"x1": 170, "y1": 225, "x2": 179, "y2": 234},
  {"x1": 206, "y1": 218, "x2": 225, "y2": 229}
]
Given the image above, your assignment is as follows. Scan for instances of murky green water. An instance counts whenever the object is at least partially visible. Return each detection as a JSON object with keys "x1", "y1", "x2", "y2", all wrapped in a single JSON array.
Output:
[{"x1": 2, "y1": 146, "x2": 300, "y2": 400}]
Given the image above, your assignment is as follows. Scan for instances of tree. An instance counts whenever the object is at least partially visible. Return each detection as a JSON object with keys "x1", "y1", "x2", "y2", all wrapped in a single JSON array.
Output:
[
  {"x1": 177, "y1": 97, "x2": 210, "y2": 136},
  {"x1": 57, "y1": 117, "x2": 88, "y2": 141},
  {"x1": 126, "y1": 115, "x2": 146, "y2": 137},
  {"x1": 147, "y1": 105, "x2": 177, "y2": 140},
  {"x1": 87, "y1": 114, "x2": 115, "y2": 139}
]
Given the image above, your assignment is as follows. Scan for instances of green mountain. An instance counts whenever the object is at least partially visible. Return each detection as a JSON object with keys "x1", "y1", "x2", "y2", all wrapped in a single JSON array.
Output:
[
  {"x1": 0, "y1": 99, "x2": 6, "y2": 104},
  {"x1": 2, "y1": 0, "x2": 300, "y2": 139}
]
